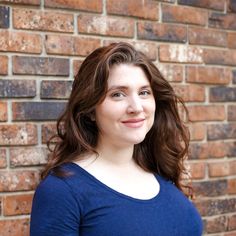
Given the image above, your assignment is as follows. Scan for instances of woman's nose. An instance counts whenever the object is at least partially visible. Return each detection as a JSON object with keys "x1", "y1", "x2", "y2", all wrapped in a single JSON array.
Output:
[{"x1": 127, "y1": 96, "x2": 144, "y2": 113}]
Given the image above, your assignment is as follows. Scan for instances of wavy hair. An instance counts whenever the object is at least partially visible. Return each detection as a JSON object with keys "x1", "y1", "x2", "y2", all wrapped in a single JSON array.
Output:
[{"x1": 42, "y1": 42, "x2": 191, "y2": 196}]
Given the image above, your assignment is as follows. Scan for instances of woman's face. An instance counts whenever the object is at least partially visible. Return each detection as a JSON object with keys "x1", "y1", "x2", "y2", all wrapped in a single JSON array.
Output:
[{"x1": 95, "y1": 64, "x2": 156, "y2": 148}]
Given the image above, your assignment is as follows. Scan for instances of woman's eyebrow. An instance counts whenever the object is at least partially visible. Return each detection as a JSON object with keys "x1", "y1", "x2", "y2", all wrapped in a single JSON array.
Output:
[{"x1": 108, "y1": 85, "x2": 151, "y2": 91}]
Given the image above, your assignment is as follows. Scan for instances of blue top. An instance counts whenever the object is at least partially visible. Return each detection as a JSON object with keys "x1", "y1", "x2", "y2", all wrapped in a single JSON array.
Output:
[{"x1": 30, "y1": 162, "x2": 203, "y2": 236}]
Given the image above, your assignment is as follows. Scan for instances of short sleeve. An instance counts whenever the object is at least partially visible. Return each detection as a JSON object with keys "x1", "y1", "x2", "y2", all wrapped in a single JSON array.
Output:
[{"x1": 30, "y1": 174, "x2": 81, "y2": 236}]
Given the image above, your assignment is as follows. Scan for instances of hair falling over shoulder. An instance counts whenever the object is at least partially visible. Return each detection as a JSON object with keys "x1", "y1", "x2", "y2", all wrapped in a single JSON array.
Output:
[{"x1": 42, "y1": 42, "x2": 192, "y2": 198}]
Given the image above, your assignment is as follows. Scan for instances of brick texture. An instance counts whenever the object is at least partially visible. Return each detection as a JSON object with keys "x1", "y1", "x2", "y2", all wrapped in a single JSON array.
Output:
[{"x1": 0, "y1": 1, "x2": 235, "y2": 235}]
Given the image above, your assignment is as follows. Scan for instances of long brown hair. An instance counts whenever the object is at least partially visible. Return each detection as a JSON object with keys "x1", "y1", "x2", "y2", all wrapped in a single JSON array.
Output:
[{"x1": 42, "y1": 42, "x2": 190, "y2": 196}]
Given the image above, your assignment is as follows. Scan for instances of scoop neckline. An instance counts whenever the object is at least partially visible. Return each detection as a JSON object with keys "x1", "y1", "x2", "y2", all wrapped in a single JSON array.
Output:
[{"x1": 67, "y1": 162, "x2": 162, "y2": 204}]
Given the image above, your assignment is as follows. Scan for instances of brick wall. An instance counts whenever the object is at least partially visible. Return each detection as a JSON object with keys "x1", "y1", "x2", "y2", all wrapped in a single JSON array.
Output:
[{"x1": 0, "y1": 0, "x2": 235, "y2": 235}]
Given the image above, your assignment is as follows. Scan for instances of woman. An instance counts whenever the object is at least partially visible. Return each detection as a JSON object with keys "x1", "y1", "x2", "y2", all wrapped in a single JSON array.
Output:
[{"x1": 30, "y1": 42, "x2": 203, "y2": 235}]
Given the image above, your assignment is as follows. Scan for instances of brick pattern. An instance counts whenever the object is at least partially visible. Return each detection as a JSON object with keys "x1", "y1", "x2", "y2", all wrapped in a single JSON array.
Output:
[{"x1": 0, "y1": 1, "x2": 235, "y2": 236}]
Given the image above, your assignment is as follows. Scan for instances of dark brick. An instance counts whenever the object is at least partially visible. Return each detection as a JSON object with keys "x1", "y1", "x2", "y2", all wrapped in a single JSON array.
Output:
[
  {"x1": 0, "y1": 0, "x2": 40, "y2": 5},
  {"x1": 12, "y1": 102, "x2": 67, "y2": 121},
  {"x1": 193, "y1": 180, "x2": 227, "y2": 197},
  {"x1": 207, "y1": 123, "x2": 236, "y2": 141},
  {"x1": 137, "y1": 22, "x2": 186, "y2": 43},
  {"x1": 228, "y1": 0, "x2": 236, "y2": 13},
  {"x1": 178, "y1": 0, "x2": 224, "y2": 11},
  {"x1": 209, "y1": 87, "x2": 236, "y2": 102},
  {"x1": 0, "y1": 6, "x2": 9, "y2": 28},
  {"x1": 0, "y1": 79, "x2": 36, "y2": 98},
  {"x1": 228, "y1": 214, "x2": 236, "y2": 231},
  {"x1": 41, "y1": 123, "x2": 57, "y2": 144},
  {"x1": 41, "y1": 80, "x2": 72, "y2": 99},
  {"x1": 233, "y1": 70, "x2": 236, "y2": 84},
  {"x1": 12, "y1": 56, "x2": 69, "y2": 76},
  {"x1": 209, "y1": 12, "x2": 236, "y2": 30},
  {"x1": 204, "y1": 216, "x2": 227, "y2": 234},
  {"x1": 228, "y1": 105, "x2": 236, "y2": 121},
  {"x1": 194, "y1": 198, "x2": 236, "y2": 216},
  {"x1": 227, "y1": 142, "x2": 236, "y2": 157}
]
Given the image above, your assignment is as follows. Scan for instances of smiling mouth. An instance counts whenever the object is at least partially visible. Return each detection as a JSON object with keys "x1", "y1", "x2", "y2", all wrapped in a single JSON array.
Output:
[{"x1": 121, "y1": 119, "x2": 145, "y2": 128}]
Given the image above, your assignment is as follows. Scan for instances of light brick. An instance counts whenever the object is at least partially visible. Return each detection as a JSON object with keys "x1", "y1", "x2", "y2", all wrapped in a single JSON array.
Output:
[
  {"x1": 157, "y1": 63, "x2": 183, "y2": 82},
  {"x1": 0, "y1": 102, "x2": 7, "y2": 121},
  {"x1": 78, "y1": 14, "x2": 134, "y2": 38},
  {"x1": 0, "y1": 123, "x2": 37, "y2": 145},
  {"x1": 73, "y1": 59, "x2": 83, "y2": 76},
  {"x1": 107, "y1": 0, "x2": 158, "y2": 20},
  {"x1": 188, "y1": 123, "x2": 206, "y2": 141},
  {"x1": 13, "y1": 8, "x2": 73, "y2": 32},
  {"x1": 209, "y1": 12, "x2": 236, "y2": 30},
  {"x1": 178, "y1": 0, "x2": 224, "y2": 10},
  {"x1": 0, "y1": 148, "x2": 7, "y2": 168},
  {"x1": 3, "y1": 194, "x2": 33, "y2": 216},
  {"x1": 208, "y1": 161, "x2": 230, "y2": 177},
  {"x1": 186, "y1": 66, "x2": 231, "y2": 84},
  {"x1": 0, "y1": 30, "x2": 42, "y2": 53},
  {"x1": 45, "y1": 34, "x2": 101, "y2": 56},
  {"x1": 0, "y1": 55, "x2": 8, "y2": 75},
  {"x1": 189, "y1": 162, "x2": 205, "y2": 179},
  {"x1": 159, "y1": 45, "x2": 203, "y2": 63}
]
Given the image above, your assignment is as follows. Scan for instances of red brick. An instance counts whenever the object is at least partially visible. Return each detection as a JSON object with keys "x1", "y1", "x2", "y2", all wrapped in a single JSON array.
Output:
[
  {"x1": 188, "y1": 162, "x2": 205, "y2": 179},
  {"x1": 41, "y1": 123, "x2": 57, "y2": 144},
  {"x1": 228, "y1": 32, "x2": 236, "y2": 49},
  {"x1": 45, "y1": 34, "x2": 101, "y2": 56},
  {"x1": 0, "y1": 148, "x2": 7, "y2": 168},
  {"x1": 228, "y1": 105, "x2": 236, "y2": 121},
  {"x1": 188, "y1": 123, "x2": 206, "y2": 141},
  {"x1": 13, "y1": 8, "x2": 73, "y2": 33},
  {"x1": 186, "y1": 66, "x2": 231, "y2": 84},
  {"x1": 45, "y1": 0, "x2": 102, "y2": 13},
  {"x1": 208, "y1": 161, "x2": 230, "y2": 177},
  {"x1": 0, "y1": 170, "x2": 39, "y2": 191},
  {"x1": 228, "y1": 0, "x2": 236, "y2": 13},
  {"x1": 10, "y1": 147, "x2": 48, "y2": 167},
  {"x1": 229, "y1": 161, "x2": 236, "y2": 175},
  {"x1": 3, "y1": 194, "x2": 33, "y2": 216},
  {"x1": 0, "y1": 30, "x2": 42, "y2": 53},
  {"x1": 159, "y1": 45, "x2": 203, "y2": 63},
  {"x1": 189, "y1": 27, "x2": 227, "y2": 47},
  {"x1": 0, "y1": 123, "x2": 37, "y2": 145},
  {"x1": 173, "y1": 84, "x2": 205, "y2": 102},
  {"x1": 0, "y1": 218, "x2": 30, "y2": 236},
  {"x1": 78, "y1": 14, "x2": 134, "y2": 38},
  {"x1": 228, "y1": 178, "x2": 236, "y2": 194},
  {"x1": 137, "y1": 22, "x2": 186, "y2": 43},
  {"x1": 228, "y1": 214, "x2": 236, "y2": 231},
  {"x1": 225, "y1": 231, "x2": 236, "y2": 236},
  {"x1": 12, "y1": 56, "x2": 69, "y2": 76},
  {"x1": 204, "y1": 48, "x2": 236, "y2": 66},
  {"x1": 0, "y1": 0, "x2": 39, "y2": 5},
  {"x1": 107, "y1": 0, "x2": 158, "y2": 20},
  {"x1": 188, "y1": 105, "x2": 225, "y2": 122},
  {"x1": 204, "y1": 215, "x2": 227, "y2": 233},
  {"x1": 0, "y1": 55, "x2": 8, "y2": 75},
  {"x1": 73, "y1": 59, "x2": 83, "y2": 76},
  {"x1": 178, "y1": 0, "x2": 225, "y2": 11},
  {"x1": 157, "y1": 63, "x2": 183, "y2": 82},
  {"x1": 209, "y1": 12, "x2": 236, "y2": 30},
  {"x1": 0, "y1": 101, "x2": 7, "y2": 121},
  {"x1": 162, "y1": 4, "x2": 207, "y2": 26}
]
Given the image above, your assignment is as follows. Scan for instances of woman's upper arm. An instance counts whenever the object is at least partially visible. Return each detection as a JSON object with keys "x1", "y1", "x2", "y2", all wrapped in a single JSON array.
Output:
[{"x1": 30, "y1": 175, "x2": 80, "y2": 236}]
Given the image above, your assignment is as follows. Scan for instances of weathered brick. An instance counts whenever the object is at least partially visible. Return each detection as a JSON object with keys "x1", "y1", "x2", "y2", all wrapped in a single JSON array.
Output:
[
  {"x1": 45, "y1": 0, "x2": 102, "y2": 13},
  {"x1": 162, "y1": 4, "x2": 207, "y2": 26},
  {"x1": 210, "y1": 87, "x2": 236, "y2": 102},
  {"x1": 12, "y1": 56, "x2": 69, "y2": 76},
  {"x1": 13, "y1": 8, "x2": 73, "y2": 32},
  {"x1": 0, "y1": 170, "x2": 39, "y2": 191},
  {"x1": 10, "y1": 147, "x2": 48, "y2": 167},
  {"x1": 0, "y1": 79, "x2": 36, "y2": 98},
  {"x1": 188, "y1": 162, "x2": 205, "y2": 179},
  {"x1": 204, "y1": 215, "x2": 227, "y2": 233},
  {"x1": 0, "y1": 218, "x2": 30, "y2": 236},
  {"x1": 0, "y1": 101, "x2": 7, "y2": 121},
  {"x1": 73, "y1": 59, "x2": 83, "y2": 76},
  {"x1": 193, "y1": 179, "x2": 227, "y2": 197},
  {"x1": 159, "y1": 45, "x2": 203, "y2": 63},
  {"x1": 233, "y1": 70, "x2": 236, "y2": 84},
  {"x1": 203, "y1": 48, "x2": 236, "y2": 66},
  {"x1": 0, "y1": 148, "x2": 7, "y2": 168},
  {"x1": 107, "y1": 0, "x2": 158, "y2": 20},
  {"x1": 194, "y1": 198, "x2": 236, "y2": 216},
  {"x1": 0, "y1": 6, "x2": 9, "y2": 28},
  {"x1": 189, "y1": 142, "x2": 228, "y2": 160},
  {"x1": 45, "y1": 34, "x2": 101, "y2": 56},
  {"x1": 12, "y1": 102, "x2": 67, "y2": 121},
  {"x1": 0, "y1": 30, "x2": 42, "y2": 53},
  {"x1": 78, "y1": 14, "x2": 134, "y2": 38},
  {"x1": 188, "y1": 27, "x2": 227, "y2": 47},
  {"x1": 3, "y1": 194, "x2": 33, "y2": 216},
  {"x1": 0, "y1": 123, "x2": 37, "y2": 145},
  {"x1": 228, "y1": 32, "x2": 236, "y2": 49},
  {"x1": 188, "y1": 105, "x2": 225, "y2": 122},
  {"x1": 228, "y1": 214, "x2": 236, "y2": 231},
  {"x1": 41, "y1": 123, "x2": 57, "y2": 144},
  {"x1": 178, "y1": 0, "x2": 225, "y2": 10},
  {"x1": 41, "y1": 80, "x2": 72, "y2": 99},
  {"x1": 228, "y1": 178, "x2": 236, "y2": 194},
  {"x1": 207, "y1": 123, "x2": 236, "y2": 141},
  {"x1": 228, "y1": 0, "x2": 236, "y2": 13},
  {"x1": 227, "y1": 141, "x2": 236, "y2": 157},
  {"x1": 156, "y1": 64, "x2": 183, "y2": 82},
  {"x1": 228, "y1": 105, "x2": 236, "y2": 121},
  {"x1": 137, "y1": 22, "x2": 186, "y2": 43},
  {"x1": 186, "y1": 66, "x2": 231, "y2": 84},
  {"x1": 208, "y1": 160, "x2": 236, "y2": 177},
  {"x1": 188, "y1": 123, "x2": 206, "y2": 141},
  {"x1": 209, "y1": 12, "x2": 236, "y2": 30},
  {"x1": 0, "y1": 0, "x2": 40, "y2": 5},
  {"x1": 0, "y1": 55, "x2": 8, "y2": 75},
  {"x1": 173, "y1": 84, "x2": 205, "y2": 102}
]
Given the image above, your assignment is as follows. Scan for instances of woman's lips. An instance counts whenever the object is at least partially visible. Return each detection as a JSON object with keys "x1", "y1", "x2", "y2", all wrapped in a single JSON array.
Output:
[{"x1": 121, "y1": 118, "x2": 145, "y2": 128}]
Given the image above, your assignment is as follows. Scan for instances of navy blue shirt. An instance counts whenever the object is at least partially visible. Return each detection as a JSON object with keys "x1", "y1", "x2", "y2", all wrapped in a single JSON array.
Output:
[{"x1": 30, "y1": 162, "x2": 203, "y2": 236}]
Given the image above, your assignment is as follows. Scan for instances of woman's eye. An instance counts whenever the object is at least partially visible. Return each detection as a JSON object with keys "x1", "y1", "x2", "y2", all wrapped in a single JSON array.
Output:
[
  {"x1": 111, "y1": 92, "x2": 125, "y2": 98},
  {"x1": 140, "y1": 90, "x2": 151, "y2": 96}
]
